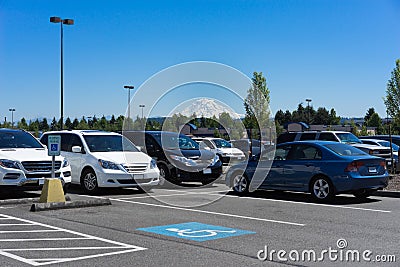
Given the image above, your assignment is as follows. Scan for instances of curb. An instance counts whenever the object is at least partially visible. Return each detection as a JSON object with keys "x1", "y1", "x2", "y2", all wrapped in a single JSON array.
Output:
[
  {"x1": 372, "y1": 190, "x2": 400, "y2": 198},
  {"x1": 0, "y1": 196, "x2": 71, "y2": 205},
  {"x1": 30, "y1": 198, "x2": 112, "y2": 212}
]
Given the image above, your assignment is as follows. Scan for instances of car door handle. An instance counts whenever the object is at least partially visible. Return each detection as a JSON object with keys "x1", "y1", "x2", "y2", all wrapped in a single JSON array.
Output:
[{"x1": 305, "y1": 163, "x2": 314, "y2": 167}]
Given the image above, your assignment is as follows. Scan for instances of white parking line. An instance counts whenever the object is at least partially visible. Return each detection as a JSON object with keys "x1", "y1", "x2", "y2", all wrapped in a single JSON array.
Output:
[
  {"x1": 83, "y1": 195, "x2": 305, "y2": 227},
  {"x1": 0, "y1": 214, "x2": 147, "y2": 266}
]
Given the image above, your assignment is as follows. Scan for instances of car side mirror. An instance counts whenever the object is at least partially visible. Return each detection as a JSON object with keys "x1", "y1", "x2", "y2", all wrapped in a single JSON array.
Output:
[{"x1": 72, "y1": 146, "x2": 82, "y2": 153}]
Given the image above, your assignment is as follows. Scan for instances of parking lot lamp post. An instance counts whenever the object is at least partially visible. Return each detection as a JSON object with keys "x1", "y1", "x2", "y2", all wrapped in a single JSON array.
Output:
[
  {"x1": 9, "y1": 108, "x2": 15, "y2": 128},
  {"x1": 50, "y1": 16, "x2": 74, "y2": 130},
  {"x1": 306, "y1": 99, "x2": 312, "y2": 125},
  {"x1": 139, "y1": 105, "x2": 145, "y2": 119},
  {"x1": 124, "y1": 85, "x2": 135, "y2": 124}
]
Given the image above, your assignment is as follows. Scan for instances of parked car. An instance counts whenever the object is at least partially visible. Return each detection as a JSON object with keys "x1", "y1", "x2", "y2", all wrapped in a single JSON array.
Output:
[
  {"x1": 277, "y1": 131, "x2": 393, "y2": 168},
  {"x1": 230, "y1": 139, "x2": 272, "y2": 158},
  {"x1": 123, "y1": 131, "x2": 222, "y2": 185},
  {"x1": 0, "y1": 128, "x2": 71, "y2": 191},
  {"x1": 192, "y1": 137, "x2": 245, "y2": 164},
  {"x1": 226, "y1": 141, "x2": 389, "y2": 201},
  {"x1": 359, "y1": 135, "x2": 400, "y2": 147},
  {"x1": 360, "y1": 138, "x2": 399, "y2": 172},
  {"x1": 40, "y1": 130, "x2": 160, "y2": 193}
]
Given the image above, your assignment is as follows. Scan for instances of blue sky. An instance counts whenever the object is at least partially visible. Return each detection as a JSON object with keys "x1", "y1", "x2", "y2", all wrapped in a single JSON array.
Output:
[{"x1": 1, "y1": 0, "x2": 399, "y2": 123}]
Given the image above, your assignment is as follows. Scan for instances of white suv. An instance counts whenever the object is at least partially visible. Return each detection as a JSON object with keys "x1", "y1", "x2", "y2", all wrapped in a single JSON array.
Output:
[
  {"x1": 40, "y1": 130, "x2": 160, "y2": 193},
  {"x1": 192, "y1": 137, "x2": 245, "y2": 164},
  {"x1": 0, "y1": 129, "x2": 71, "y2": 191}
]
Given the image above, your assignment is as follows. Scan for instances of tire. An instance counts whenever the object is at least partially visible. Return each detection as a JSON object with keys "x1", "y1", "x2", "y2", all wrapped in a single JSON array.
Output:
[
  {"x1": 81, "y1": 169, "x2": 99, "y2": 194},
  {"x1": 310, "y1": 176, "x2": 334, "y2": 201},
  {"x1": 158, "y1": 164, "x2": 170, "y2": 180},
  {"x1": 63, "y1": 182, "x2": 71, "y2": 195},
  {"x1": 158, "y1": 163, "x2": 181, "y2": 185},
  {"x1": 231, "y1": 173, "x2": 249, "y2": 195}
]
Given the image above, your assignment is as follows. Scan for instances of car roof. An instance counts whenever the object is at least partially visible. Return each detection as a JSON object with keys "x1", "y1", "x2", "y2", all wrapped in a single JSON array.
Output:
[
  {"x1": 43, "y1": 130, "x2": 120, "y2": 136},
  {"x1": 0, "y1": 128, "x2": 26, "y2": 133}
]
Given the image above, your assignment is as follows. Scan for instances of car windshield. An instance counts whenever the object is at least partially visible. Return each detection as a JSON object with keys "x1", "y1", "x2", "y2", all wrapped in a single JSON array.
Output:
[
  {"x1": 213, "y1": 139, "x2": 232, "y2": 148},
  {"x1": 153, "y1": 133, "x2": 199, "y2": 150},
  {"x1": 323, "y1": 143, "x2": 366, "y2": 156},
  {"x1": 336, "y1": 133, "x2": 362, "y2": 144},
  {"x1": 83, "y1": 135, "x2": 140, "y2": 152},
  {"x1": 377, "y1": 141, "x2": 399, "y2": 152},
  {"x1": 0, "y1": 131, "x2": 43, "y2": 149}
]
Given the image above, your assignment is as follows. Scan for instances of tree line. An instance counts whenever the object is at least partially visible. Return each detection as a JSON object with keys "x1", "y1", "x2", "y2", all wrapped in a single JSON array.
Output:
[{"x1": 2, "y1": 59, "x2": 400, "y2": 137}]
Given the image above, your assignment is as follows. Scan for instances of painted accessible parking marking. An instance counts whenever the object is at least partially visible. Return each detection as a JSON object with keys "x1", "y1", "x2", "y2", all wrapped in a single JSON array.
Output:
[
  {"x1": 0, "y1": 214, "x2": 147, "y2": 266},
  {"x1": 137, "y1": 222, "x2": 255, "y2": 242}
]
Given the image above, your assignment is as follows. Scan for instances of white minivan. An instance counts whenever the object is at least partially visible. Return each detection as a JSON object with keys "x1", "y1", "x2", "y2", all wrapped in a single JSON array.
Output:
[
  {"x1": 40, "y1": 130, "x2": 160, "y2": 193},
  {"x1": 0, "y1": 128, "x2": 71, "y2": 191}
]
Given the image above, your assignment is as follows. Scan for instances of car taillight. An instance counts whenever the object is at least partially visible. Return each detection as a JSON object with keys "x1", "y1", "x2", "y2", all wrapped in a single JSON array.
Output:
[{"x1": 345, "y1": 161, "x2": 364, "y2": 172}]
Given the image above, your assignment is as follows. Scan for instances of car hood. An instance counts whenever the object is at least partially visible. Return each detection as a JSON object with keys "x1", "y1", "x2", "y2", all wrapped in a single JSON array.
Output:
[
  {"x1": 0, "y1": 148, "x2": 65, "y2": 162},
  {"x1": 91, "y1": 151, "x2": 151, "y2": 164},
  {"x1": 217, "y1": 148, "x2": 244, "y2": 155},
  {"x1": 351, "y1": 144, "x2": 391, "y2": 151}
]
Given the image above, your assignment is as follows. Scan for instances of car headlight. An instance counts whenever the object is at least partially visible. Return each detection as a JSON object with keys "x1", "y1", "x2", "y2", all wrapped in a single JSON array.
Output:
[
  {"x1": 98, "y1": 159, "x2": 121, "y2": 170},
  {"x1": 169, "y1": 155, "x2": 197, "y2": 166},
  {"x1": 210, "y1": 154, "x2": 220, "y2": 166},
  {"x1": 150, "y1": 159, "x2": 157, "y2": 169},
  {"x1": 62, "y1": 158, "x2": 70, "y2": 168},
  {"x1": 0, "y1": 159, "x2": 20, "y2": 169}
]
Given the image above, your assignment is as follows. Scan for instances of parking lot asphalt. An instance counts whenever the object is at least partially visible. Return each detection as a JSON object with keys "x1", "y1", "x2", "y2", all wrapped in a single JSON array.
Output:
[{"x1": 0, "y1": 184, "x2": 399, "y2": 267}]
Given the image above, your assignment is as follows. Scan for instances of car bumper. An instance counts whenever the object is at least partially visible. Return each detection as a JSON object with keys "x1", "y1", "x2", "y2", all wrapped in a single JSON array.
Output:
[
  {"x1": 175, "y1": 163, "x2": 223, "y2": 182},
  {"x1": 220, "y1": 155, "x2": 246, "y2": 164},
  {"x1": 335, "y1": 175, "x2": 389, "y2": 193},
  {"x1": 0, "y1": 168, "x2": 72, "y2": 188},
  {"x1": 96, "y1": 169, "x2": 160, "y2": 188}
]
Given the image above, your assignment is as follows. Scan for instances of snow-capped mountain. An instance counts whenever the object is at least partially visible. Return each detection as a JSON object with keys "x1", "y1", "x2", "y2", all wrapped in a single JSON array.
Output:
[{"x1": 174, "y1": 98, "x2": 243, "y2": 119}]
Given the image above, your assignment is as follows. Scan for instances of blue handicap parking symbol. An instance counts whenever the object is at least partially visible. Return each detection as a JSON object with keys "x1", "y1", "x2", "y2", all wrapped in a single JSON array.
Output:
[
  {"x1": 51, "y1": 144, "x2": 58, "y2": 151},
  {"x1": 137, "y1": 222, "x2": 255, "y2": 242}
]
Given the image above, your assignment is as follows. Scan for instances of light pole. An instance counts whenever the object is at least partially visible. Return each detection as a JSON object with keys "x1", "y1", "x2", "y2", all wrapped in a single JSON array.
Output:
[
  {"x1": 8, "y1": 108, "x2": 15, "y2": 128},
  {"x1": 139, "y1": 105, "x2": 145, "y2": 119},
  {"x1": 50, "y1": 16, "x2": 74, "y2": 130},
  {"x1": 124, "y1": 85, "x2": 134, "y2": 122},
  {"x1": 306, "y1": 98, "x2": 312, "y2": 125}
]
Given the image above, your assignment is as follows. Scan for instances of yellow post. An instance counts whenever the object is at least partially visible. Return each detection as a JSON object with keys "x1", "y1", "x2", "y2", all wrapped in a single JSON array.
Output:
[{"x1": 39, "y1": 178, "x2": 66, "y2": 203}]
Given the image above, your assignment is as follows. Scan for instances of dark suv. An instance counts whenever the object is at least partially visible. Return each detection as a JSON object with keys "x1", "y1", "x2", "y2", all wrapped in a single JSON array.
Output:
[{"x1": 123, "y1": 131, "x2": 223, "y2": 185}]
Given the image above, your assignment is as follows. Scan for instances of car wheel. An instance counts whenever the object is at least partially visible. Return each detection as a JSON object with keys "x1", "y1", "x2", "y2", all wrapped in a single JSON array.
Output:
[
  {"x1": 353, "y1": 189, "x2": 375, "y2": 199},
  {"x1": 232, "y1": 173, "x2": 249, "y2": 195},
  {"x1": 158, "y1": 164, "x2": 170, "y2": 180},
  {"x1": 310, "y1": 176, "x2": 334, "y2": 201},
  {"x1": 81, "y1": 169, "x2": 99, "y2": 194},
  {"x1": 63, "y1": 182, "x2": 71, "y2": 195}
]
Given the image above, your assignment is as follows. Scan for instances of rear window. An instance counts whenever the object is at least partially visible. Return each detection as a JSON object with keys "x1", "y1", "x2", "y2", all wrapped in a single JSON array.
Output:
[{"x1": 323, "y1": 143, "x2": 366, "y2": 156}]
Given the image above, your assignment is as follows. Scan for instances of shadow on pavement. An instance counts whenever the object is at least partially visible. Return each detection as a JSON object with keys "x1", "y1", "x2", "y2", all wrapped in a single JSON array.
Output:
[{"x1": 225, "y1": 190, "x2": 381, "y2": 205}]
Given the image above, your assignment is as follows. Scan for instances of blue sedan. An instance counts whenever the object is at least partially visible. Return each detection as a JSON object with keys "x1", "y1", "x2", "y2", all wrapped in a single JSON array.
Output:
[{"x1": 225, "y1": 141, "x2": 389, "y2": 201}]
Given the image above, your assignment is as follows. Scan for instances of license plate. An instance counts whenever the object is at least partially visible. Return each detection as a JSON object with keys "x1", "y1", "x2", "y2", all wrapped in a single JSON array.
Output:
[
  {"x1": 203, "y1": 168, "x2": 212, "y2": 174},
  {"x1": 368, "y1": 167, "x2": 377, "y2": 173},
  {"x1": 132, "y1": 174, "x2": 144, "y2": 179},
  {"x1": 237, "y1": 157, "x2": 242, "y2": 160},
  {"x1": 387, "y1": 161, "x2": 392, "y2": 165},
  {"x1": 39, "y1": 179, "x2": 45, "y2": 185}
]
